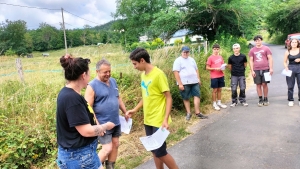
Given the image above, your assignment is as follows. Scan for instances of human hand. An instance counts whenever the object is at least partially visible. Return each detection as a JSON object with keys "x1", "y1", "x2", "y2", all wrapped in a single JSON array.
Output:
[
  {"x1": 178, "y1": 84, "x2": 184, "y2": 91},
  {"x1": 295, "y1": 58, "x2": 300, "y2": 63},
  {"x1": 269, "y1": 69, "x2": 273, "y2": 75},
  {"x1": 162, "y1": 120, "x2": 169, "y2": 130},
  {"x1": 251, "y1": 70, "x2": 256, "y2": 77},
  {"x1": 285, "y1": 67, "x2": 289, "y2": 71},
  {"x1": 126, "y1": 110, "x2": 135, "y2": 118}
]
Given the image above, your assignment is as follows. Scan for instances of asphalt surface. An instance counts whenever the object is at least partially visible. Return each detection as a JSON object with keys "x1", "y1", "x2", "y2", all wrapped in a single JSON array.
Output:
[{"x1": 135, "y1": 44, "x2": 300, "y2": 169}]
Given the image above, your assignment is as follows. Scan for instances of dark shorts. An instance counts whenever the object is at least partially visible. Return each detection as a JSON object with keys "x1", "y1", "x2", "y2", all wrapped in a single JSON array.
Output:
[
  {"x1": 144, "y1": 125, "x2": 167, "y2": 158},
  {"x1": 98, "y1": 125, "x2": 121, "y2": 144},
  {"x1": 211, "y1": 76, "x2": 225, "y2": 88},
  {"x1": 253, "y1": 69, "x2": 270, "y2": 84},
  {"x1": 180, "y1": 83, "x2": 201, "y2": 100}
]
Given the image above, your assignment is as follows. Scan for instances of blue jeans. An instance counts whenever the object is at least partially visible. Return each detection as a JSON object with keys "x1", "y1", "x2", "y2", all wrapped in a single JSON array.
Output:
[
  {"x1": 231, "y1": 76, "x2": 246, "y2": 103},
  {"x1": 286, "y1": 64, "x2": 300, "y2": 101},
  {"x1": 57, "y1": 139, "x2": 101, "y2": 169}
]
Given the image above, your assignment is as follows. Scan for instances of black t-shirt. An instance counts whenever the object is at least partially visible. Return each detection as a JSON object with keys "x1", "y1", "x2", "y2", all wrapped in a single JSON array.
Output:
[
  {"x1": 228, "y1": 54, "x2": 247, "y2": 76},
  {"x1": 56, "y1": 87, "x2": 97, "y2": 149}
]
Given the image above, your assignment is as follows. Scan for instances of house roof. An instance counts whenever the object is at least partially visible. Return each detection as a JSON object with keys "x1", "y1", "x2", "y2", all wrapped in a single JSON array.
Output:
[{"x1": 172, "y1": 29, "x2": 191, "y2": 38}]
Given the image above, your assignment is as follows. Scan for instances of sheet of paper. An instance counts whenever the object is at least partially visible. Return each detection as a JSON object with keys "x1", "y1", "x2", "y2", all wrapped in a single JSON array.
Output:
[
  {"x1": 119, "y1": 115, "x2": 132, "y2": 134},
  {"x1": 139, "y1": 127, "x2": 170, "y2": 151},
  {"x1": 281, "y1": 69, "x2": 292, "y2": 77},
  {"x1": 220, "y1": 64, "x2": 227, "y2": 70},
  {"x1": 264, "y1": 72, "x2": 272, "y2": 81}
]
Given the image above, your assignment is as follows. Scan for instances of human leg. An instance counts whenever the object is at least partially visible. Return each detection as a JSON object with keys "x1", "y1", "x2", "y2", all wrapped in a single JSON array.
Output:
[
  {"x1": 231, "y1": 76, "x2": 238, "y2": 106},
  {"x1": 180, "y1": 85, "x2": 192, "y2": 120}
]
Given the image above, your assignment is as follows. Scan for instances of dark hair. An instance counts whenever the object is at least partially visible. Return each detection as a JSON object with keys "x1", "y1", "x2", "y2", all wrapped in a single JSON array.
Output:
[
  {"x1": 253, "y1": 35, "x2": 263, "y2": 41},
  {"x1": 288, "y1": 38, "x2": 300, "y2": 51},
  {"x1": 60, "y1": 55, "x2": 90, "y2": 80},
  {"x1": 129, "y1": 48, "x2": 151, "y2": 63},
  {"x1": 212, "y1": 43, "x2": 220, "y2": 49}
]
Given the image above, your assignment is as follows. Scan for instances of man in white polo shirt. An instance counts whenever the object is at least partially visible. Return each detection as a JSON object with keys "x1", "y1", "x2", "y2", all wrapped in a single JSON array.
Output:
[{"x1": 173, "y1": 46, "x2": 208, "y2": 121}]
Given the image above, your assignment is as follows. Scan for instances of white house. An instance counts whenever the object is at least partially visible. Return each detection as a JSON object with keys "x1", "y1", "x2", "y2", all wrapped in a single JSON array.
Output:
[{"x1": 166, "y1": 29, "x2": 203, "y2": 45}]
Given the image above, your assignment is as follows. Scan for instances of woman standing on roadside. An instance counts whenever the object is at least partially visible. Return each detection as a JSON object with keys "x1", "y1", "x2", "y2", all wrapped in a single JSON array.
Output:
[
  {"x1": 283, "y1": 39, "x2": 300, "y2": 106},
  {"x1": 56, "y1": 54, "x2": 115, "y2": 169}
]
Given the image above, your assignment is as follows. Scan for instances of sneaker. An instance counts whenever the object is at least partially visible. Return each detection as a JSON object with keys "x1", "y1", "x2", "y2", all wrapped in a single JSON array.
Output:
[
  {"x1": 185, "y1": 113, "x2": 192, "y2": 121},
  {"x1": 263, "y1": 98, "x2": 269, "y2": 106},
  {"x1": 196, "y1": 113, "x2": 208, "y2": 119},
  {"x1": 217, "y1": 103, "x2": 227, "y2": 108},
  {"x1": 213, "y1": 104, "x2": 221, "y2": 111},
  {"x1": 288, "y1": 101, "x2": 294, "y2": 107},
  {"x1": 241, "y1": 102, "x2": 248, "y2": 106},
  {"x1": 230, "y1": 102, "x2": 237, "y2": 107},
  {"x1": 258, "y1": 99, "x2": 263, "y2": 107}
]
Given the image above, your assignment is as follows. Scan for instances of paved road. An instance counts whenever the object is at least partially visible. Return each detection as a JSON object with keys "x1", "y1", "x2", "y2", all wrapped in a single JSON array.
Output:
[{"x1": 135, "y1": 45, "x2": 300, "y2": 169}]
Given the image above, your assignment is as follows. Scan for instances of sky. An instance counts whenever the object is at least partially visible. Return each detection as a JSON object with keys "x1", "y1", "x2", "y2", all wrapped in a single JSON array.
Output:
[{"x1": 0, "y1": 0, "x2": 117, "y2": 30}]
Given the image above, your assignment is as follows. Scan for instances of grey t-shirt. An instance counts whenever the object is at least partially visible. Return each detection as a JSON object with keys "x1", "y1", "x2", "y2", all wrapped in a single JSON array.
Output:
[{"x1": 173, "y1": 56, "x2": 199, "y2": 85}]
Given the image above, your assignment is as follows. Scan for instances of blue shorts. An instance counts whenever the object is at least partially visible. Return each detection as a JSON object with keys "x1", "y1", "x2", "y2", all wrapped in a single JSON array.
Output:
[
  {"x1": 180, "y1": 83, "x2": 201, "y2": 100},
  {"x1": 211, "y1": 77, "x2": 225, "y2": 88},
  {"x1": 144, "y1": 125, "x2": 167, "y2": 158},
  {"x1": 98, "y1": 125, "x2": 121, "y2": 144},
  {"x1": 57, "y1": 139, "x2": 101, "y2": 169}
]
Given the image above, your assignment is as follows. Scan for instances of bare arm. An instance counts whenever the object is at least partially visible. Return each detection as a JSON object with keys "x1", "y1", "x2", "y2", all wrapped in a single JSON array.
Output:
[
  {"x1": 162, "y1": 91, "x2": 172, "y2": 130},
  {"x1": 227, "y1": 64, "x2": 232, "y2": 70},
  {"x1": 244, "y1": 62, "x2": 247, "y2": 68},
  {"x1": 173, "y1": 71, "x2": 184, "y2": 91},
  {"x1": 283, "y1": 51, "x2": 289, "y2": 70},
  {"x1": 75, "y1": 122, "x2": 115, "y2": 137},
  {"x1": 126, "y1": 100, "x2": 143, "y2": 118},
  {"x1": 84, "y1": 85, "x2": 99, "y2": 125},
  {"x1": 206, "y1": 65, "x2": 220, "y2": 71},
  {"x1": 249, "y1": 56, "x2": 255, "y2": 77},
  {"x1": 267, "y1": 54, "x2": 274, "y2": 75}
]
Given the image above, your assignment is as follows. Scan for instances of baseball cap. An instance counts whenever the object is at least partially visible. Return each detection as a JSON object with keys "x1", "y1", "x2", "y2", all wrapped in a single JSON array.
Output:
[
  {"x1": 181, "y1": 46, "x2": 190, "y2": 52},
  {"x1": 232, "y1": 43, "x2": 240, "y2": 48}
]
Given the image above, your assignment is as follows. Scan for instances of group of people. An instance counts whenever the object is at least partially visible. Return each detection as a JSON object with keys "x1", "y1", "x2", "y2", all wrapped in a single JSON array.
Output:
[{"x1": 55, "y1": 34, "x2": 300, "y2": 169}]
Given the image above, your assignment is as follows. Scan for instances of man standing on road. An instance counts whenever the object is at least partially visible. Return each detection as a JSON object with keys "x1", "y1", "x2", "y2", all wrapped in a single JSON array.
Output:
[
  {"x1": 173, "y1": 46, "x2": 208, "y2": 121},
  {"x1": 248, "y1": 35, "x2": 273, "y2": 106},
  {"x1": 228, "y1": 43, "x2": 248, "y2": 107},
  {"x1": 85, "y1": 59, "x2": 127, "y2": 169}
]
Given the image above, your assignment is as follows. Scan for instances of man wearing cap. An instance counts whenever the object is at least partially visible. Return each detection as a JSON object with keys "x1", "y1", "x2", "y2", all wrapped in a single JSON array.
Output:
[
  {"x1": 228, "y1": 43, "x2": 248, "y2": 107},
  {"x1": 173, "y1": 46, "x2": 208, "y2": 121}
]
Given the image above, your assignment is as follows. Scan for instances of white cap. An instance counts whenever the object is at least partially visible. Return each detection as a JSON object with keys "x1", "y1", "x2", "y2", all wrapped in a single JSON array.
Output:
[{"x1": 232, "y1": 43, "x2": 240, "y2": 48}]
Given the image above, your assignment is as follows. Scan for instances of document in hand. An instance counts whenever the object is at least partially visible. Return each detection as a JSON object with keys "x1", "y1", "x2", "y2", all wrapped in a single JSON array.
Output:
[
  {"x1": 220, "y1": 64, "x2": 227, "y2": 70},
  {"x1": 119, "y1": 115, "x2": 132, "y2": 134},
  {"x1": 139, "y1": 127, "x2": 170, "y2": 151},
  {"x1": 263, "y1": 72, "x2": 271, "y2": 81},
  {"x1": 281, "y1": 69, "x2": 292, "y2": 77}
]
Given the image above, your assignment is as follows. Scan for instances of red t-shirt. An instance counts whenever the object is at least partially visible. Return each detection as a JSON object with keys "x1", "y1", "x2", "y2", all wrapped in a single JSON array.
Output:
[
  {"x1": 248, "y1": 45, "x2": 272, "y2": 70},
  {"x1": 206, "y1": 55, "x2": 225, "y2": 78}
]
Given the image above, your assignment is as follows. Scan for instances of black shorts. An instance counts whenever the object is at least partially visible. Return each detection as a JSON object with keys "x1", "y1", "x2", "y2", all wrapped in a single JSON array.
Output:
[
  {"x1": 144, "y1": 124, "x2": 167, "y2": 157},
  {"x1": 253, "y1": 69, "x2": 270, "y2": 84}
]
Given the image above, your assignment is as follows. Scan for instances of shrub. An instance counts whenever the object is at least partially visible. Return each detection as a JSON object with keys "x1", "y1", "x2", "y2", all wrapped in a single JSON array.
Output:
[
  {"x1": 5, "y1": 48, "x2": 16, "y2": 56},
  {"x1": 174, "y1": 39, "x2": 182, "y2": 46}
]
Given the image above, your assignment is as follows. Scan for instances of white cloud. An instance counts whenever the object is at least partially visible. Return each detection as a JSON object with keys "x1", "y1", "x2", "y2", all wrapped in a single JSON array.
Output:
[{"x1": 0, "y1": 0, "x2": 116, "y2": 29}]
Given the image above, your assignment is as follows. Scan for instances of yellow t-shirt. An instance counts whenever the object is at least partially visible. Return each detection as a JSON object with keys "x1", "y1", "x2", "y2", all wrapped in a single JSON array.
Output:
[{"x1": 141, "y1": 66, "x2": 172, "y2": 127}]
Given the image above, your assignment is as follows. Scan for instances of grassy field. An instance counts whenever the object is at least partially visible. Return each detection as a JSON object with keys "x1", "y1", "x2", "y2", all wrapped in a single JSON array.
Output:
[{"x1": 0, "y1": 42, "x2": 245, "y2": 169}]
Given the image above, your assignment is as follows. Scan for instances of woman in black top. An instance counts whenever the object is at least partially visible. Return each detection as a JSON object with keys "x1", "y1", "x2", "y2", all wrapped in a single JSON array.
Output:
[
  {"x1": 283, "y1": 39, "x2": 300, "y2": 107},
  {"x1": 56, "y1": 54, "x2": 115, "y2": 169}
]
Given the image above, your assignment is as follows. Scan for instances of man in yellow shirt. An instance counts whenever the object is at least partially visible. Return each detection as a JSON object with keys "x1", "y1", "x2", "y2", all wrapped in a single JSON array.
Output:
[{"x1": 126, "y1": 48, "x2": 178, "y2": 169}]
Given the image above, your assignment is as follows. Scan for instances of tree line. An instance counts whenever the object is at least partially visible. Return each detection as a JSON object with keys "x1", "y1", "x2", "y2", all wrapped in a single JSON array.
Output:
[{"x1": 0, "y1": 0, "x2": 298, "y2": 56}]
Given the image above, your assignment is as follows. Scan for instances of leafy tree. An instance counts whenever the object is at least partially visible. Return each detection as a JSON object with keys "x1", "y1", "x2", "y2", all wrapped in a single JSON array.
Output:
[{"x1": 0, "y1": 20, "x2": 27, "y2": 55}]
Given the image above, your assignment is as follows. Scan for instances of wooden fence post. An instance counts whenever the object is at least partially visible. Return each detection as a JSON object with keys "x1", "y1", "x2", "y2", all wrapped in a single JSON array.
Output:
[{"x1": 16, "y1": 58, "x2": 24, "y2": 83}]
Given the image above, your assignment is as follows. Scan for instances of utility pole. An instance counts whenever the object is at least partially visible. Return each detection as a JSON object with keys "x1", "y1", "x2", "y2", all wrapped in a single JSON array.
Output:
[{"x1": 61, "y1": 8, "x2": 68, "y2": 54}]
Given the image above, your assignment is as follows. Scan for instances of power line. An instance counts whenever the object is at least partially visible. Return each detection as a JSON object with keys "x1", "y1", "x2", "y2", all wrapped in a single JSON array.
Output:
[
  {"x1": 0, "y1": 2, "x2": 60, "y2": 10},
  {"x1": 63, "y1": 9, "x2": 100, "y2": 25}
]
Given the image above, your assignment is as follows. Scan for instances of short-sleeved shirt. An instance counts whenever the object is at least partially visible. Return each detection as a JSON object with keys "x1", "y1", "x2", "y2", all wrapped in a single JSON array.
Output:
[
  {"x1": 248, "y1": 45, "x2": 272, "y2": 70},
  {"x1": 172, "y1": 56, "x2": 199, "y2": 85},
  {"x1": 89, "y1": 78, "x2": 120, "y2": 126},
  {"x1": 228, "y1": 53, "x2": 247, "y2": 76},
  {"x1": 206, "y1": 55, "x2": 225, "y2": 78},
  {"x1": 141, "y1": 66, "x2": 172, "y2": 127},
  {"x1": 56, "y1": 87, "x2": 97, "y2": 149}
]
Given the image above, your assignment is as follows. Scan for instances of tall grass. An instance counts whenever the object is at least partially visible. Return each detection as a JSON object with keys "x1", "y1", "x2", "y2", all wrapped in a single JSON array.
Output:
[{"x1": 0, "y1": 37, "x2": 248, "y2": 168}]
